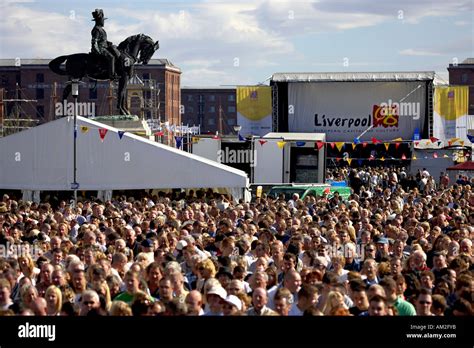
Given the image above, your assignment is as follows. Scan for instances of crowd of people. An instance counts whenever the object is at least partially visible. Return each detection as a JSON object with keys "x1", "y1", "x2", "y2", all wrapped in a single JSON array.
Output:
[{"x1": 0, "y1": 165, "x2": 472, "y2": 316}]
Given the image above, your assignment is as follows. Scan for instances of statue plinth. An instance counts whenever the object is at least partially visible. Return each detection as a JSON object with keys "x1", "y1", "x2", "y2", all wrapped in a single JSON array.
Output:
[{"x1": 91, "y1": 115, "x2": 153, "y2": 139}]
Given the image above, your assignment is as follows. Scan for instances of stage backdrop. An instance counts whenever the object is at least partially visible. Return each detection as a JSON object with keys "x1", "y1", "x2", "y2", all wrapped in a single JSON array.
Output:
[
  {"x1": 237, "y1": 86, "x2": 272, "y2": 136},
  {"x1": 433, "y1": 86, "x2": 470, "y2": 142},
  {"x1": 287, "y1": 81, "x2": 426, "y2": 142}
]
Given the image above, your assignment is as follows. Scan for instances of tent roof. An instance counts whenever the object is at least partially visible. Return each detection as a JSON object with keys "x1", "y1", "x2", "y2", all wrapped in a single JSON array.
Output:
[
  {"x1": 446, "y1": 161, "x2": 474, "y2": 171},
  {"x1": 263, "y1": 132, "x2": 326, "y2": 141},
  {"x1": 271, "y1": 71, "x2": 435, "y2": 82},
  {"x1": 0, "y1": 116, "x2": 248, "y2": 191}
]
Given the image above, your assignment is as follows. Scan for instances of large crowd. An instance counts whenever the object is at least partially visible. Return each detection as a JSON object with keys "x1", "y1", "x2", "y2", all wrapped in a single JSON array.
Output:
[{"x1": 0, "y1": 166, "x2": 472, "y2": 316}]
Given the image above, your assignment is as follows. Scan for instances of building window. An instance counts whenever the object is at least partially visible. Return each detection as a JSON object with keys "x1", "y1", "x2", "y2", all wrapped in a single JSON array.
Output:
[
  {"x1": 89, "y1": 88, "x2": 97, "y2": 100},
  {"x1": 199, "y1": 95, "x2": 204, "y2": 103},
  {"x1": 209, "y1": 106, "x2": 215, "y2": 113},
  {"x1": 228, "y1": 94, "x2": 235, "y2": 102},
  {"x1": 227, "y1": 118, "x2": 236, "y2": 126},
  {"x1": 187, "y1": 95, "x2": 193, "y2": 102},
  {"x1": 143, "y1": 73, "x2": 150, "y2": 80},
  {"x1": 228, "y1": 106, "x2": 236, "y2": 113},
  {"x1": 36, "y1": 105, "x2": 44, "y2": 118},
  {"x1": 461, "y1": 73, "x2": 468, "y2": 83},
  {"x1": 208, "y1": 118, "x2": 215, "y2": 125},
  {"x1": 36, "y1": 88, "x2": 44, "y2": 100},
  {"x1": 36, "y1": 73, "x2": 44, "y2": 83},
  {"x1": 209, "y1": 95, "x2": 215, "y2": 102}
]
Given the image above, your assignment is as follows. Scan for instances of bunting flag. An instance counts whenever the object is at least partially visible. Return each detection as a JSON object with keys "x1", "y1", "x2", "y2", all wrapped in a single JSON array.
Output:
[
  {"x1": 98, "y1": 128, "x2": 108, "y2": 142},
  {"x1": 175, "y1": 136, "x2": 183, "y2": 148},
  {"x1": 448, "y1": 137, "x2": 460, "y2": 146},
  {"x1": 352, "y1": 143, "x2": 357, "y2": 150},
  {"x1": 259, "y1": 139, "x2": 268, "y2": 146},
  {"x1": 401, "y1": 154, "x2": 407, "y2": 160},
  {"x1": 353, "y1": 138, "x2": 361, "y2": 144},
  {"x1": 380, "y1": 157, "x2": 385, "y2": 162},
  {"x1": 415, "y1": 141, "x2": 420, "y2": 147},
  {"x1": 412, "y1": 155, "x2": 417, "y2": 160},
  {"x1": 358, "y1": 159, "x2": 363, "y2": 166},
  {"x1": 362, "y1": 142, "x2": 368, "y2": 148},
  {"x1": 192, "y1": 137, "x2": 200, "y2": 143},
  {"x1": 335, "y1": 142, "x2": 344, "y2": 152},
  {"x1": 369, "y1": 154, "x2": 375, "y2": 161},
  {"x1": 330, "y1": 142, "x2": 335, "y2": 149},
  {"x1": 384, "y1": 143, "x2": 390, "y2": 151},
  {"x1": 315, "y1": 141, "x2": 324, "y2": 151},
  {"x1": 392, "y1": 137, "x2": 403, "y2": 142},
  {"x1": 277, "y1": 141, "x2": 286, "y2": 149},
  {"x1": 430, "y1": 136, "x2": 439, "y2": 143},
  {"x1": 395, "y1": 143, "x2": 401, "y2": 150},
  {"x1": 238, "y1": 134, "x2": 245, "y2": 141},
  {"x1": 467, "y1": 134, "x2": 474, "y2": 143},
  {"x1": 347, "y1": 158, "x2": 352, "y2": 166},
  {"x1": 323, "y1": 187, "x2": 331, "y2": 195},
  {"x1": 336, "y1": 157, "x2": 342, "y2": 162},
  {"x1": 443, "y1": 154, "x2": 449, "y2": 158},
  {"x1": 80, "y1": 126, "x2": 89, "y2": 134},
  {"x1": 371, "y1": 137, "x2": 380, "y2": 144},
  {"x1": 295, "y1": 141, "x2": 306, "y2": 147},
  {"x1": 154, "y1": 131, "x2": 164, "y2": 136},
  {"x1": 433, "y1": 153, "x2": 438, "y2": 158},
  {"x1": 213, "y1": 135, "x2": 220, "y2": 140},
  {"x1": 118, "y1": 131, "x2": 125, "y2": 139}
]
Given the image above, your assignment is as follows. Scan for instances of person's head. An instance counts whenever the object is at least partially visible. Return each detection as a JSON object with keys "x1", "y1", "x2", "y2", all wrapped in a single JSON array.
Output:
[
  {"x1": 297, "y1": 284, "x2": 319, "y2": 311},
  {"x1": 185, "y1": 290, "x2": 203, "y2": 316},
  {"x1": 227, "y1": 279, "x2": 245, "y2": 296},
  {"x1": 222, "y1": 294, "x2": 242, "y2": 316},
  {"x1": 283, "y1": 269, "x2": 302, "y2": 294},
  {"x1": 420, "y1": 271, "x2": 435, "y2": 290},
  {"x1": 389, "y1": 257, "x2": 402, "y2": 276},
  {"x1": 123, "y1": 271, "x2": 140, "y2": 294},
  {"x1": 323, "y1": 291, "x2": 345, "y2": 315},
  {"x1": 379, "y1": 277, "x2": 397, "y2": 302},
  {"x1": 252, "y1": 287, "x2": 268, "y2": 312},
  {"x1": 415, "y1": 288, "x2": 433, "y2": 316},
  {"x1": 0, "y1": 279, "x2": 11, "y2": 306},
  {"x1": 431, "y1": 294, "x2": 447, "y2": 316},
  {"x1": 20, "y1": 284, "x2": 38, "y2": 309},
  {"x1": 45, "y1": 285, "x2": 62, "y2": 315},
  {"x1": 368, "y1": 294, "x2": 388, "y2": 316},
  {"x1": 79, "y1": 290, "x2": 100, "y2": 316},
  {"x1": 109, "y1": 301, "x2": 132, "y2": 316},
  {"x1": 363, "y1": 259, "x2": 377, "y2": 279},
  {"x1": 273, "y1": 287, "x2": 293, "y2": 316},
  {"x1": 158, "y1": 277, "x2": 174, "y2": 302},
  {"x1": 206, "y1": 286, "x2": 227, "y2": 314},
  {"x1": 40, "y1": 262, "x2": 54, "y2": 284},
  {"x1": 72, "y1": 270, "x2": 87, "y2": 293},
  {"x1": 367, "y1": 284, "x2": 385, "y2": 300},
  {"x1": 31, "y1": 297, "x2": 48, "y2": 316},
  {"x1": 452, "y1": 298, "x2": 473, "y2": 316},
  {"x1": 350, "y1": 280, "x2": 369, "y2": 310},
  {"x1": 197, "y1": 258, "x2": 216, "y2": 279},
  {"x1": 249, "y1": 271, "x2": 268, "y2": 291}
]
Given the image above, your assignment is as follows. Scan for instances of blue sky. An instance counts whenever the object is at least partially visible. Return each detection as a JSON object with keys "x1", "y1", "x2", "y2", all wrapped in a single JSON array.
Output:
[{"x1": 0, "y1": 0, "x2": 472, "y2": 85}]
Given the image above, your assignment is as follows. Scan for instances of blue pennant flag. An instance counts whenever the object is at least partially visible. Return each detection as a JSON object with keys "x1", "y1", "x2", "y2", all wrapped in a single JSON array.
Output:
[
  {"x1": 358, "y1": 159, "x2": 363, "y2": 166},
  {"x1": 175, "y1": 136, "x2": 183, "y2": 148},
  {"x1": 296, "y1": 141, "x2": 306, "y2": 147},
  {"x1": 238, "y1": 133, "x2": 245, "y2": 141},
  {"x1": 467, "y1": 134, "x2": 474, "y2": 144},
  {"x1": 353, "y1": 138, "x2": 361, "y2": 144},
  {"x1": 118, "y1": 131, "x2": 125, "y2": 139}
]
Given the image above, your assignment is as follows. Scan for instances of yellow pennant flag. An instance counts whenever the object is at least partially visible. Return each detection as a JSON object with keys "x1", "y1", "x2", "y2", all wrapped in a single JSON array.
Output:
[
  {"x1": 335, "y1": 142, "x2": 344, "y2": 152},
  {"x1": 392, "y1": 137, "x2": 403, "y2": 142},
  {"x1": 277, "y1": 141, "x2": 286, "y2": 149},
  {"x1": 192, "y1": 137, "x2": 199, "y2": 143},
  {"x1": 80, "y1": 126, "x2": 89, "y2": 134},
  {"x1": 352, "y1": 143, "x2": 357, "y2": 150},
  {"x1": 412, "y1": 155, "x2": 417, "y2": 160},
  {"x1": 384, "y1": 143, "x2": 389, "y2": 151},
  {"x1": 380, "y1": 157, "x2": 385, "y2": 162},
  {"x1": 347, "y1": 158, "x2": 352, "y2": 165}
]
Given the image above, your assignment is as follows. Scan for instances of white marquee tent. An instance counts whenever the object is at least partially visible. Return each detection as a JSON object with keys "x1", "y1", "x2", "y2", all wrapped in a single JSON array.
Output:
[{"x1": 0, "y1": 116, "x2": 249, "y2": 201}]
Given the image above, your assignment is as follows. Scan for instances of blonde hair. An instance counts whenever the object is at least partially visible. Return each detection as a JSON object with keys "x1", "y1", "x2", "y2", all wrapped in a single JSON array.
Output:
[
  {"x1": 109, "y1": 301, "x2": 132, "y2": 316},
  {"x1": 45, "y1": 285, "x2": 62, "y2": 315},
  {"x1": 323, "y1": 291, "x2": 345, "y2": 316}
]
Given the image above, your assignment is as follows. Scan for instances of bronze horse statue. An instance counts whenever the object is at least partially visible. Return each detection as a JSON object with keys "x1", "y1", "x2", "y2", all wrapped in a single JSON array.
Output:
[{"x1": 49, "y1": 34, "x2": 159, "y2": 115}]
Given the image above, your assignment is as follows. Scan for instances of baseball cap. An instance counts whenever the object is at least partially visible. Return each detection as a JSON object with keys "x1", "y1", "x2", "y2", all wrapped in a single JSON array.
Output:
[
  {"x1": 176, "y1": 240, "x2": 188, "y2": 251},
  {"x1": 224, "y1": 295, "x2": 242, "y2": 311},
  {"x1": 377, "y1": 237, "x2": 389, "y2": 245}
]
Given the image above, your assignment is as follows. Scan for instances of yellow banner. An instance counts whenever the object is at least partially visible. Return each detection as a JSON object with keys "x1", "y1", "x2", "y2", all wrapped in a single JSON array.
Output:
[
  {"x1": 237, "y1": 86, "x2": 272, "y2": 121},
  {"x1": 434, "y1": 86, "x2": 468, "y2": 121}
]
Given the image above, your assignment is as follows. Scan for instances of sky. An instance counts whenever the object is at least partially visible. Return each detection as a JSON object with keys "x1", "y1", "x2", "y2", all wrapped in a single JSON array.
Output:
[{"x1": 0, "y1": 0, "x2": 473, "y2": 86}]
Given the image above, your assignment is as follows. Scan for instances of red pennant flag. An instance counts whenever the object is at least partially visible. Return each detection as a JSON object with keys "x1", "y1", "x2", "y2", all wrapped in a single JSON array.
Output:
[
  {"x1": 154, "y1": 131, "x2": 164, "y2": 136},
  {"x1": 330, "y1": 143, "x2": 335, "y2": 149},
  {"x1": 323, "y1": 187, "x2": 331, "y2": 195},
  {"x1": 336, "y1": 157, "x2": 341, "y2": 162},
  {"x1": 362, "y1": 142, "x2": 368, "y2": 148},
  {"x1": 395, "y1": 143, "x2": 401, "y2": 150},
  {"x1": 315, "y1": 141, "x2": 324, "y2": 151},
  {"x1": 415, "y1": 141, "x2": 420, "y2": 146},
  {"x1": 433, "y1": 153, "x2": 438, "y2": 158},
  {"x1": 371, "y1": 137, "x2": 380, "y2": 144},
  {"x1": 258, "y1": 140, "x2": 268, "y2": 146},
  {"x1": 401, "y1": 154, "x2": 407, "y2": 160},
  {"x1": 369, "y1": 155, "x2": 375, "y2": 161},
  {"x1": 99, "y1": 128, "x2": 108, "y2": 142},
  {"x1": 430, "y1": 137, "x2": 439, "y2": 143}
]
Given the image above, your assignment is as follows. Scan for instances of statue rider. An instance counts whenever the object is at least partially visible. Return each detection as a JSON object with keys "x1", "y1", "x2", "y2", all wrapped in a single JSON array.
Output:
[{"x1": 91, "y1": 9, "x2": 120, "y2": 79}]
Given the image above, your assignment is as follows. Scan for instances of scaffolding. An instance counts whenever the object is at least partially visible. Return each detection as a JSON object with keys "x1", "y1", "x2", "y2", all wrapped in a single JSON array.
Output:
[
  {"x1": 0, "y1": 87, "x2": 39, "y2": 137},
  {"x1": 126, "y1": 74, "x2": 160, "y2": 121}
]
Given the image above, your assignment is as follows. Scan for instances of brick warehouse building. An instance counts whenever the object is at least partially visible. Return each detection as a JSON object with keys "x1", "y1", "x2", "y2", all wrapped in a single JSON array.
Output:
[
  {"x1": 0, "y1": 58, "x2": 181, "y2": 125},
  {"x1": 448, "y1": 57, "x2": 474, "y2": 115},
  {"x1": 181, "y1": 86, "x2": 237, "y2": 135}
]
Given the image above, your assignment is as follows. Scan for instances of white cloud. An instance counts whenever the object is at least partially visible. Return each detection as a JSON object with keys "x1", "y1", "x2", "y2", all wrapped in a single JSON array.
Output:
[{"x1": 399, "y1": 49, "x2": 442, "y2": 56}]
